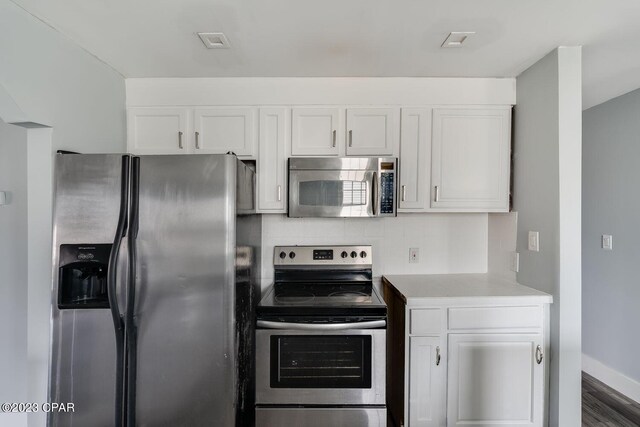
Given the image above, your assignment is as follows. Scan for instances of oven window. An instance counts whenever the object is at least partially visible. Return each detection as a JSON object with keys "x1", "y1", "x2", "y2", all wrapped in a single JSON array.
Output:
[
  {"x1": 298, "y1": 180, "x2": 367, "y2": 207},
  {"x1": 270, "y1": 335, "x2": 372, "y2": 388}
]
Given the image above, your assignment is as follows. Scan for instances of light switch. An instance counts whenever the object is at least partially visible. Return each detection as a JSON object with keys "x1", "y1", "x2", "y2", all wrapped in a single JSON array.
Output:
[
  {"x1": 602, "y1": 234, "x2": 613, "y2": 250},
  {"x1": 528, "y1": 231, "x2": 539, "y2": 252}
]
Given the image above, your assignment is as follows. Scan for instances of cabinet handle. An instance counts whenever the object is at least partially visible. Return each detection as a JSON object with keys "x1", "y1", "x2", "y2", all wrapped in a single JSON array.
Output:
[
  {"x1": 178, "y1": 131, "x2": 184, "y2": 149},
  {"x1": 434, "y1": 185, "x2": 440, "y2": 202},
  {"x1": 349, "y1": 129, "x2": 353, "y2": 147},
  {"x1": 401, "y1": 185, "x2": 406, "y2": 202},
  {"x1": 277, "y1": 185, "x2": 282, "y2": 202},
  {"x1": 436, "y1": 346, "x2": 441, "y2": 366},
  {"x1": 535, "y1": 345, "x2": 543, "y2": 365},
  {"x1": 332, "y1": 130, "x2": 337, "y2": 147},
  {"x1": 195, "y1": 131, "x2": 200, "y2": 149}
]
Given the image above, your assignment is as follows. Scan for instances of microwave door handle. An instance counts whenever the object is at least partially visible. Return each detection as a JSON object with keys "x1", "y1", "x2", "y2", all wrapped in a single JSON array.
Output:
[
  {"x1": 372, "y1": 172, "x2": 378, "y2": 216},
  {"x1": 257, "y1": 320, "x2": 386, "y2": 330}
]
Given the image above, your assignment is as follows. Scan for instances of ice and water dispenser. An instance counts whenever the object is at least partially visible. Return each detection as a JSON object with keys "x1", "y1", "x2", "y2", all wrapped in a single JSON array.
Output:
[{"x1": 58, "y1": 244, "x2": 112, "y2": 309}]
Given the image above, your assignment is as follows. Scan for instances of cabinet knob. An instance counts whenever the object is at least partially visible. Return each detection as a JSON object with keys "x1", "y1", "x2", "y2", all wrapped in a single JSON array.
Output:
[
  {"x1": 348, "y1": 129, "x2": 353, "y2": 147},
  {"x1": 195, "y1": 131, "x2": 200, "y2": 149},
  {"x1": 277, "y1": 185, "x2": 282, "y2": 202},
  {"x1": 436, "y1": 346, "x2": 441, "y2": 366},
  {"x1": 401, "y1": 185, "x2": 407, "y2": 202},
  {"x1": 178, "y1": 131, "x2": 184, "y2": 149},
  {"x1": 434, "y1": 185, "x2": 440, "y2": 202},
  {"x1": 332, "y1": 129, "x2": 337, "y2": 148},
  {"x1": 535, "y1": 345, "x2": 543, "y2": 365}
]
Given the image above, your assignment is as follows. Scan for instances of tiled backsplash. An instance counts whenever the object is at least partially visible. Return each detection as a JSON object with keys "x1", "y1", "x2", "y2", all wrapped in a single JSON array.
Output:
[{"x1": 260, "y1": 213, "x2": 489, "y2": 291}]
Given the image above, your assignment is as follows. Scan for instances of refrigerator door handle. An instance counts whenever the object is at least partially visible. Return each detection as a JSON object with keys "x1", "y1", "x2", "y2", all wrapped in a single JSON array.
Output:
[
  {"x1": 107, "y1": 155, "x2": 130, "y2": 427},
  {"x1": 125, "y1": 156, "x2": 141, "y2": 427}
]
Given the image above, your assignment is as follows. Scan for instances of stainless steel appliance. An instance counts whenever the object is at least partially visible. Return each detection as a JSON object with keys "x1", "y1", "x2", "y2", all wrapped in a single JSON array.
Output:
[
  {"x1": 288, "y1": 157, "x2": 397, "y2": 218},
  {"x1": 256, "y1": 246, "x2": 387, "y2": 427},
  {"x1": 49, "y1": 153, "x2": 261, "y2": 427}
]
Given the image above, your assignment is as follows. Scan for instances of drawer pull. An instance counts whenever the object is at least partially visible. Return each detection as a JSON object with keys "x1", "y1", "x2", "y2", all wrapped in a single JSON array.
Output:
[{"x1": 436, "y1": 346, "x2": 441, "y2": 366}]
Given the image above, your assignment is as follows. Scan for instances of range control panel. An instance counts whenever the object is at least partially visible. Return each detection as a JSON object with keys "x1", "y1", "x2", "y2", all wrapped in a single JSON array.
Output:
[{"x1": 274, "y1": 245, "x2": 372, "y2": 266}]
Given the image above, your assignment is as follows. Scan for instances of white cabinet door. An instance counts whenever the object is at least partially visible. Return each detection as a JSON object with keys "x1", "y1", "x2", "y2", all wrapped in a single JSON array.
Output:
[
  {"x1": 431, "y1": 108, "x2": 511, "y2": 211},
  {"x1": 258, "y1": 108, "x2": 288, "y2": 212},
  {"x1": 193, "y1": 107, "x2": 257, "y2": 157},
  {"x1": 127, "y1": 107, "x2": 190, "y2": 154},
  {"x1": 346, "y1": 108, "x2": 398, "y2": 156},
  {"x1": 447, "y1": 334, "x2": 544, "y2": 427},
  {"x1": 409, "y1": 336, "x2": 446, "y2": 427},
  {"x1": 398, "y1": 108, "x2": 431, "y2": 211},
  {"x1": 291, "y1": 107, "x2": 340, "y2": 156}
]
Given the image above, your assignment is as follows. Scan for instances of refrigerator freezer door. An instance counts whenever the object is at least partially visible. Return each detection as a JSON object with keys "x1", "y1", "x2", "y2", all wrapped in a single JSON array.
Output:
[
  {"x1": 50, "y1": 154, "x2": 124, "y2": 427},
  {"x1": 133, "y1": 155, "x2": 237, "y2": 426}
]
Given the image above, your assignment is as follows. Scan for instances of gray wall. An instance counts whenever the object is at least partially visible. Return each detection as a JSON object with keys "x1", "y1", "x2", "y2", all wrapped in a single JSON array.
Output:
[
  {"x1": 0, "y1": 120, "x2": 28, "y2": 427},
  {"x1": 514, "y1": 47, "x2": 582, "y2": 426},
  {"x1": 0, "y1": 0, "x2": 126, "y2": 153},
  {"x1": 583, "y1": 88, "x2": 640, "y2": 384},
  {"x1": 0, "y1": 2, "x2": 126, "y2": 426}
]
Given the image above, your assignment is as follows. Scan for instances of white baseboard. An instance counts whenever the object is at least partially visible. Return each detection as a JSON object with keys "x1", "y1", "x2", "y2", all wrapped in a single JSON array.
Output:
[{"x1": 582, "y1": 353, "x2": 640, "y2": 403}]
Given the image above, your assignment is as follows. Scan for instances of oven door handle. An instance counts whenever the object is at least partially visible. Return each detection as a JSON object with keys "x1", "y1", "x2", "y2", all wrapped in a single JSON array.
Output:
[{"x1": 257, "y1": 320, "x2": 386, "y2": 330}]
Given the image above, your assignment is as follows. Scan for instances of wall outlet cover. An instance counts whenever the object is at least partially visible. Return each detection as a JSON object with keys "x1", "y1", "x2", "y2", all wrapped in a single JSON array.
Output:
[
  {"x1": 409, "y1": 248, "x2": 419, "y2": 263},
  {"x1": 602, "y1": 234, "x2": 613, "y2": 250}
]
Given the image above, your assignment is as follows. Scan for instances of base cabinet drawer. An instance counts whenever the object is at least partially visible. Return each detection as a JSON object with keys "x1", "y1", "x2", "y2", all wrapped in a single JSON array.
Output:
[
  {"x1": 448, "y1": 306, "x2": 542, "y2": 330},
  {"x1": 410, "y1": 309, "x2": 442, "y2": 335},
  {"x1": 255, "y1": 407, "x2": 387, "y2": 427}
]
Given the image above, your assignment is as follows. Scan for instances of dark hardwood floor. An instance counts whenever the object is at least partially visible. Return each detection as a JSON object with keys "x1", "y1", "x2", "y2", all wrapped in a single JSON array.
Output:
[{"x1": 583, "y1": 372, "x2": 640, "y2": 426}]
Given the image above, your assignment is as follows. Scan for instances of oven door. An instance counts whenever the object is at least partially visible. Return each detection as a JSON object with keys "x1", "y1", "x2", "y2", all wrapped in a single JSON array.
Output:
[
  {"x1": 288, "y1": 169, "x2": 377, "y2": 218},
  {"x1": 256, "y1": 328, "x2": 385, "y2": 405}
]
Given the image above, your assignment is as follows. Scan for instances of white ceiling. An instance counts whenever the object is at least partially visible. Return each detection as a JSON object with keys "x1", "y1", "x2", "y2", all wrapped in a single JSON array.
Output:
[{"x1": 10, "y1": 0, "x2": 640, "y2": 109}]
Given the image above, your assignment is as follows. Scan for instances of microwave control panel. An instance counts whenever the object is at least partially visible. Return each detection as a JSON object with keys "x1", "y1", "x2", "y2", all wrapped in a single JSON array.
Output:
[{"x1": 380, "y1": 172, "x2": 395, "y2": 215}]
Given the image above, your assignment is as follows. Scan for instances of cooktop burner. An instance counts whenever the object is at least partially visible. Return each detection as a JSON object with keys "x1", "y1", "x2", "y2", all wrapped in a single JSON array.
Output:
[
  {"x1": 257, "y1": 245, "x2": 387, "y2": 318},
  {"x1": 263, "y1": 283, "x2": 380, "y2": 306}
]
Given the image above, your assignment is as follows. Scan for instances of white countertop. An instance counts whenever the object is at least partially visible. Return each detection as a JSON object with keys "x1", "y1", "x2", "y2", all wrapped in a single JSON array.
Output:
[{"x1": 382, "y1": 273, "x2": 553, "y2": 305}]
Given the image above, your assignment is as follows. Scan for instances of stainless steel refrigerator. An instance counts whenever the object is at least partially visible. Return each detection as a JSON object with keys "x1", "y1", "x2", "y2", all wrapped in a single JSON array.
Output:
[{"x1": 48, "y1": 153, "x2": 261, "y2": 427}]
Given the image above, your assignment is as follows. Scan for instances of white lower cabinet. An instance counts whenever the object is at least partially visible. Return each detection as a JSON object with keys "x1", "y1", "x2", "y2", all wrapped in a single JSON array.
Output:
[
  {"x1": 386, "y1": 300, "x2": 547, "y2": 427},
  {"x1": 447, "y1": 334, "x2": 544, "y2": 427},
  {"x1": 409, "y1": 336, "x2": 446, "y2": 427}
]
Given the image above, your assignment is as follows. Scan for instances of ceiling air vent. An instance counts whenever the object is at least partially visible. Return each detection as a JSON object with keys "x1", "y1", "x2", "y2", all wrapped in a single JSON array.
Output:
[
  {"x1": 441, "y1": 32, "x2": 475, "y2": 48},
  {"x1": 197, "y1": 32, "x2": 231, "y2": 49}
]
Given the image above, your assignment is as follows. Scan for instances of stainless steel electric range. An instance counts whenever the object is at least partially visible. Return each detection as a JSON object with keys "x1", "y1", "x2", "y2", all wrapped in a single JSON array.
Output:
[{"x1": 255, "y1": 245, "x2": 387, "y2": 427}]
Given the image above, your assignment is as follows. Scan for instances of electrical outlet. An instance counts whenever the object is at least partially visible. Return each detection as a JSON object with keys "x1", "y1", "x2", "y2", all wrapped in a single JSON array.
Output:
[
  {"x1": 602, "y1": 234, "x2": 613, "y2": 250},
  {"x1": 409, "y1": 248, "x2": 419, "y2": 263},
  {"x1": 528, "y1": 231, "x2": 539, "y2": 252},
  {"x1": 511, "y1": 252, "x2": 520, "y2": 273}
]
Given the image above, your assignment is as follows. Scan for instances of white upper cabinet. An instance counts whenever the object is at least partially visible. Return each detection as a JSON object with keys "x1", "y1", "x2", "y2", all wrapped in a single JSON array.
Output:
[
  {"x1": 431, "y1": 108, "x2": 511, "y2": 211},
  {"x1": 127, "y1": 107, "x2": 190, "y2": 154},
  {"x1": 193, "y1": 107, "x2": 257, "y2": 157},
  {"x1": 447, "y1": 333, "x2": 544, "y2": 427},
  {"x1": 291, "y1": 107, "x2": 341, "y2": 156},
  {"x1": 398, "y1": 108, "x2": 431, "y2": 211},
  {"x1": 346, "y1": 108, "x2": 398, "y2": 156},
  {"x1": 409, "y1": 336, "x2": 446, "y2": 427},
  {"x1": 258, "y1": 108, "x2": 288, "y2": 212}
]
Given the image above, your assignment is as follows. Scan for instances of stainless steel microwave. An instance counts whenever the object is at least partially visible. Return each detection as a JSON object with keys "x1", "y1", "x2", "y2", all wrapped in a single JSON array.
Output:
[{"x1": 288, "y1": 157, "x2": 397, "y2": 218}]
